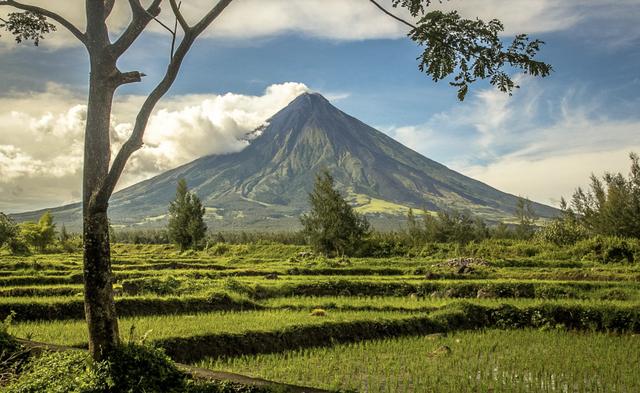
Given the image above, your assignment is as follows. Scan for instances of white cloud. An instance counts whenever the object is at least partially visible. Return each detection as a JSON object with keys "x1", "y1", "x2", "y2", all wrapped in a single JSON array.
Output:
[
  {"x1": 2, "y1": 0, "x2": 635, "y2": 51},
  {"x1": 0, "y1": 82, "x2": 309, "y2": 212},
  {"x1": 463, "y1": 148, "x2": 640, "y2": 207},
  {"x1": 386, "y1": 77, "x2": 640, "y2": 207}
]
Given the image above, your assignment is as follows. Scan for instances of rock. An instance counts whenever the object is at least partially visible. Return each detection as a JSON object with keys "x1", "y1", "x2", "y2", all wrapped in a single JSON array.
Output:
[
  {"x1": 310, "y1": 308, "x2": 327, "y2": 317},
  {"x1": 429, "y1": 345, "x2": 452, "y2": 357},
  {"x1": 437, "y1": 257, "x2": 491, "y2": 269},
  {"x1": 264, "y1": 273, "x2": 279, "y2": 280},
  {"x1": 476, "y1": 288, "x2": 495, "y2": 298}
]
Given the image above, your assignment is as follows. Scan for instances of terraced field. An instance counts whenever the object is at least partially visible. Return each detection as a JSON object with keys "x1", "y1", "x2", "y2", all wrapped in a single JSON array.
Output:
[{"x1": 2, "y1": 243, "x2": 639, "y2": 392}]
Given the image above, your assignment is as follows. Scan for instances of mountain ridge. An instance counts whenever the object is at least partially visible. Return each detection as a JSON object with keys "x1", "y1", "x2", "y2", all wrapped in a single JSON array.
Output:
[{"x1": 13, "y1": 92, "x2": 558, "y2": 230}]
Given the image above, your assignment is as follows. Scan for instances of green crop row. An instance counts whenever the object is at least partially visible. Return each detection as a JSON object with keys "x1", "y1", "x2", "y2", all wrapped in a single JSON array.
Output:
[
  {"x1": 201, "y1": 329, "x2": 640, "y2": 393},
  {"x1": 0, "y1": 292, "x2": 260, "y2": 322},
  {"x1": 9, "y1": 302, "x2": 640, "y2": 363}
]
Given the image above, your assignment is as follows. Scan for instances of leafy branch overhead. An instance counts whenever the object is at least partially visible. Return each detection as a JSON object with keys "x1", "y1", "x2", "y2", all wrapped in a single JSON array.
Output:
[
  {"x1": 2, "y1": 0, "x2": 551, "y2": 101},
  {"x1": 386, "y1": 0, "x2": 553, "y2": 100},
  {"x1": 0, "y1": 10, "x2": 55, "y2": 46},
  {"x1": 409, "y1": 11, "x2": 552, "y2": 100}
]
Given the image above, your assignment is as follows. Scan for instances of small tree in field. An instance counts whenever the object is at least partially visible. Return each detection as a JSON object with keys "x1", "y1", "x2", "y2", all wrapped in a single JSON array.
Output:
[
  {"x1": 0, "y1": 0, "x2": 552, "y2": 359},
  {"x1": 514, "y1": 197, "x2": 538, "y2": 239},
  {"x1": 168, "y1": 179, "x2": 206, "y2": 250},
  {"x1": 301, "y1": 170, "x2": 370, "y2": 257},
  {"x1": 0, "y1": 213, "x2": 18, "y2": 248},
  {"x1": 19, "y1": 211, "x2": 56, "y2": 252}
]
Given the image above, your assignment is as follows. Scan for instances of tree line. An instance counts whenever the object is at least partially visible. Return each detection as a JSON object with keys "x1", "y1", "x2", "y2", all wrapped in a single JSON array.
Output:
[{"x1": 3, "y1": 152, "x2": 638, "y2": 257}]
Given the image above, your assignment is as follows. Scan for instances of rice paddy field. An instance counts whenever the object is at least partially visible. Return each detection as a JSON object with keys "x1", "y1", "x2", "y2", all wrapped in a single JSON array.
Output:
[{"x1": 2, "y1": 242, "x2": 639, "y2": 392}]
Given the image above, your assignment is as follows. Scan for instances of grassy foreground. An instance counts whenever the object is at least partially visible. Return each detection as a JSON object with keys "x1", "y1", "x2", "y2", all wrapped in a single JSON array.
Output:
[
  {"x1": 2, "y1": 242, "x2": 640, "y2": 391},
  {"x1": 202, "y1": 329, "x2": 640, "y2": 393}
]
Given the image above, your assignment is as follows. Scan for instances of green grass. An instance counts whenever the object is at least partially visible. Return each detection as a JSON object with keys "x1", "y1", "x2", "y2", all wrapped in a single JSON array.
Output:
[
  {"x1": 200, "y1": 329, "x2": 640, "y2": 392},
  {"x1": 262, "y1": 295, "x2": 639, "y2": 311},
  {"x1": 9, "y1": 310, "x2": 419, "y2": 347},
  {"x1": 3, "y1": 242, "x2": 640, "y2": 391}
]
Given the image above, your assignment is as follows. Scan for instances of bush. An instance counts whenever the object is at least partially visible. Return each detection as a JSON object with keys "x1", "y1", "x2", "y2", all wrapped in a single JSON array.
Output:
[
  {"x1": 6, "y1": 343, "x2": 186, "y2": 393},
  {"x1": 207, "y1": 243, "x2": 230, "y2": 256},
  {"x1": 7, "y1": 239, "x2": 30, "y2": 256},
  {"x1": 1, "y1": 312, "x2": 28, "y2": 387},
  {"x1": 573, "y1": 236, "x2": 636, "y2": 263},
  {"x1": 106, "y1": 343, "x2": 186, "y2": 393},
  {"x1": 537, "y1": 219, "x2": 588, "y2": 246},
  {"x1": 121, "y1": 276, "x2": 182, "y2": 296},
  {"x1": 5, "y1": 351, "x2": 110, "y2": 393}
]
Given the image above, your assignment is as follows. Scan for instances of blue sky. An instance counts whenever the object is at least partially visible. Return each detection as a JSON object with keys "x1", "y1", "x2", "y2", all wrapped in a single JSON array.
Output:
[{"x1": 1, "y1": 0, "x2": 639, "y2": 212}]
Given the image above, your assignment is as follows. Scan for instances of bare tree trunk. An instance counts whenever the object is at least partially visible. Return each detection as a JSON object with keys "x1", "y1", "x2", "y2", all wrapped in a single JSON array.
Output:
[
  {"x1": 83, "y1": 207, "x2": 118, "y2": 359},
  {"x1": 82, "y1": 45, "x2": 119, "y2": 360}
]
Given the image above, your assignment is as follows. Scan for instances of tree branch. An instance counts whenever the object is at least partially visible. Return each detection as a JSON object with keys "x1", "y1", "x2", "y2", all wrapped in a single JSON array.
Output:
[
  {"x1": 104, "y1": 0, "x2": 115, "y2": 19},
  {"x1": 111, "y1": 0, "x2": 162, "y2": 57},
  {"x1": 369, "y1": 0, "x2": 416, "y2": 29},
  {"x1": 192, "y1": 0, "x2": 233, "y2": 36},
  {"x1": 96, "y1": 0, "x2": 234, "y2": 206},
  {"x1": 169, "y1": 0, "x2": 188, "y2": 32},
  {"x1": 0, "y1": 0, "x2": 87, "y2": 44}
]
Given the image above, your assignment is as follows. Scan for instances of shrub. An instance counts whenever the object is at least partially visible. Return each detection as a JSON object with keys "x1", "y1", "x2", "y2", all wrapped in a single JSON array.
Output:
[
  {"x1": 573, "y1": 236, "x2": 636, "y2": 263},
  {"x1": 18, "y1": 212, "x2": 56, "y2": 253},
  {"x1": 208, "y1": 243, "x2": 230, "y2": 256},
  {"x1": 105, "y1": 343, "x2": 186, "y2": 393},
  {"x1": 6, "y1": 343, "x2": 186, "y2": 393},
  {"x1": 1, "y1": 312, "x2": 28, "y2": 387},
  {"x1": 7, "y1": 239, "x2": 30, "y2": 256},
  {"x1": 5, "y1": 351, "x2": 110, "y2": 393},
  {"x1": 537, "y1": 219, "x2": 588, "y2": 246},
  {"x1": 121, "y1": 276, "x2": 182, "y2": 296}
]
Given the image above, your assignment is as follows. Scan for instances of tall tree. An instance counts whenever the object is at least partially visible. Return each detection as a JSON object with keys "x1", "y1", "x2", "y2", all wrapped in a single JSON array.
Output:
[
  {"x1": 301, "y1": 170, "x2": 370, "y2": 256},
  {"x1": 570, "y1": 152, "x2": 640, "y2": 238},
  {"x1": 514, "y1": 196, "x2": 538, "y2": 239},
  {"x1": 168, "y1": 179, "x2": 207, "y2": 250},
  {"x1": 0, "y1": 212, "x2": 18, "y2": 247},
  {"x1": 187, "y1": 193, "x2": 207, "y2": 249},
  {"x1": 0, "y1": 0, "x2": 551, "y2": 359},
  {"x1": 168, "y1": 179, "x2": 191, "y2": 250}
]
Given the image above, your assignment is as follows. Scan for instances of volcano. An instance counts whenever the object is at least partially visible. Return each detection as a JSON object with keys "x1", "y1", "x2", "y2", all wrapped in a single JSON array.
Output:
[{"x1": 15, "y1": 92, "x2": 557, "y2": 230}]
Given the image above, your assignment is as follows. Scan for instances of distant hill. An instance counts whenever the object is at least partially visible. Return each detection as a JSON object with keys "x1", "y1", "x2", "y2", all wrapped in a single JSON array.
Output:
[{"x1": 14, "y1": 92, "x2": 558, "y2": 230}]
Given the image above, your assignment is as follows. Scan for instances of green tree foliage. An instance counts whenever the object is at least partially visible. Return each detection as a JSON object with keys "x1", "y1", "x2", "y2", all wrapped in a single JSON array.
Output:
[
  {"x1": 19, "y1": 211, "x2": 56, "y2": 252},
  {"x1": 569, "y1": 153, "x2": 640, "y2": 238},
  {"x1": 388, "y1": 0, "x2": 552, "y2": 100},
  {"x1": 514, "y1": 197, "x2": 538, "y2": 240},
  {"x1": 537, "y1": 198, "x2": 588, "y2": 245},
  {"x1": 168, "y1": 179, "x2": 207, "y2": 250},
  {"x1": 420, "y1": 209, "x2": 488, "y2": 244},
  {"x1": 301, "y1": 170, "x2": 370, "y2": 256},
  {"x1": 0, "y1": 212, "x2": 18, "y2": 247}
]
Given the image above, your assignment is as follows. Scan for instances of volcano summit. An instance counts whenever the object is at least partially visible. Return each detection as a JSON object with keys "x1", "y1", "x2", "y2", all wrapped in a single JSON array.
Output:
[{"x1": 16, "y1": 92, "x2": 557, "y2": 230}]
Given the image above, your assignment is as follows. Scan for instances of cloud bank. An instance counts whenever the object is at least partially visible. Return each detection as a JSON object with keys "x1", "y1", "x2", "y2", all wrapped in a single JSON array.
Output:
[
  {"x1": 2, "y1": 0, "x2": 636, "y2": 50},
  {"x1": 0, "y1": 82, "x2": 309, "y2": 212},
  {"x1": 387, "y1": 78, "x2": 640, "y2": 207}
]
